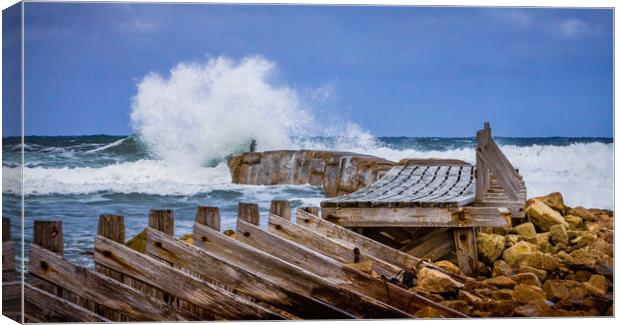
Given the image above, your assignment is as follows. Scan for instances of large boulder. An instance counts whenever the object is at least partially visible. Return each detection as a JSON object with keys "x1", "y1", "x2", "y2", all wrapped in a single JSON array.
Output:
[
  {"x1": 533, "y1": 192, "x2": 567, "y2": 214},
  {"x1": 549, "y1": 224, "x2": 568, "y2": 245},
  {"x1": 513, "y1": 222, "x2": 537, "y2": 239},
  {"x1": 416, "y1": 267, "x2": 464, "y2": 293},
  {"x1": 477, "y1": 232, "x2": 505, "y2": 262},
  {"x1": 566, "y1": 206, "x2": 598, "y2": 222},
  {"x1": 524, "y1": 199, "x2": 569, "y2": 231},
  {"x1": 512, "y1": 284, "x2": 546, "y2": 304}
]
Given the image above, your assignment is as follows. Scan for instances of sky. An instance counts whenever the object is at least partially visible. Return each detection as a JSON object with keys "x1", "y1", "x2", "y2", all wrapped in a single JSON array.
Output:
[{"x1": 2, "y1": 3, "x2": 614, "y2": 137}]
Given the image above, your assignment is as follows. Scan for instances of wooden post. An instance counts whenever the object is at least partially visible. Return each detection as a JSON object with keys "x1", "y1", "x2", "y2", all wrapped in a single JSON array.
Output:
[
  {"x1": 3, "y1": 218, "x2": 10, "y2": 241},
  {"x1": 33, "y1": 220, "x2": 63, "y2": 256},
  {"x1": 148, "y1": 209, "x2": 174, "y2": 235},
  {"x1": 195, "y1": 206, "x2": 221, "y2": 231},
  {"x1": 238, "y1": 203, "x2": 260, "y2": 226},
  {"x1": 269, "y1": 200, "x2": 291, "y2": 221},
  {"x1": 97, "y1": 215, "x2": 125, "y2": 243},
  {"x1": 475, "y1": 122, "x2": 491, "y2": 201},
  {"x1": 300, "y1": 207, "x2": 320, "y2": 216},
  {"x1": 453, "y1": 228, "x2": 478, "y2": 276}
]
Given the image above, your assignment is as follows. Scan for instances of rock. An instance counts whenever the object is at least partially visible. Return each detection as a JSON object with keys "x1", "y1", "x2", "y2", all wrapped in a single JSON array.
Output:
[
  {"x1": 585, "y1": 274, "x2": 607, "y2": 297},
  {"x1": 524, "y1": 199, "x2": 569, "y2": 231},
  {"x1": 492, "y1": 289, "x2": 514, "y2": 300},
  {"x1": 346, "y1": 260, "x2": 373, "y2": 274},
  {"x1": 566, "y1": 206, "x2": 598, "y2": 221},
  {"x1": 125, "y1": 228, "x2": 147, "y2": 253},
  {"x1": 179, "y1": 234, "x2": 193, "y2": 245},
  {"x1": 482, "y1": 276, "x2": 517, "y2": 289},
  {"x1": 410, "y1": 288, "x2": 444, "y2": 302},
  {"x1": 440, "y1": 300, "x2": 470, "y2": 315},
  {"x1": 594, "y1": 264, "x2": 613, "y2": 278},
  {"x1": 518, "y1": 252, "x2": 560, "y2": 271},
  {"x1": 415, "y1": 267, "x2": 464, "y2": 293},
  {"x1": 435, "y1": 260, "x2": 464, "y2": 276},
  {"x1": 504, "y1": 234, "x2": 519, "y2": 247},
  {"x1": 549, "y1": 224, "x2": 568, "y2": 246},
  {"x1": 501, "y1": 241, "x2": 537, "y2": 265},
  {"x1": 570, "y1": 233, "x2": 596, "y2": 250},
  {"x1": 513, "y1": 222, "x2": 537, "y2": 239},
  {"x1": 492, "y1": 260, "x2": 513, "y2": 277},
  {"x1": 518, "y1": 266, "x2": 547, "y2": 282},
  {"x1": 536, "y1": 232, "x2": 552, "y2": 252},
  {"x1": 574, "y1": 270, "x2": 593, "y2": 282},
  {"x1": 511, "y1": 272, "x2": 541, "y2": 286},
  {"x1": 512, "y1": 284, "x2": 546, "y2": 304},
  {"x1": 415, "y1": 306, "x2": 443, "y2": 318},
  {"x1": 543, "y1": 280, "x2": 572, "y2": 301},
  {"x1": 565, "y1": 215, "x2": 583, "y2": 229},
  {"x1": 223, "y1": 229, "x2": 236, "y2": 238},
  {"x1": 533, "y1": 192, "x2": 567, "y2": 214},
  {"x1": 458, "y1": 290, "x2": 483, "y2": 304},
  {"x1": 570, "y1": 247, "x2": 612, "y2": 268},
  {"x1": 476, "y1": 232, "x2": 505, "y2": 262}
]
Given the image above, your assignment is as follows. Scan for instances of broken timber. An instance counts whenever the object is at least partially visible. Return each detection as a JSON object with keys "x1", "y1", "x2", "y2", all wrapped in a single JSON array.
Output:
[{"x1": 320, "y1": 123, "x2": 527, "y2": 275}]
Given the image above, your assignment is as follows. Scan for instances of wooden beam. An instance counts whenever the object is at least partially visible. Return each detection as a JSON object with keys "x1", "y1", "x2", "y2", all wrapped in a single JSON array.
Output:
[
  {"x1": 322, "y1": 207, "x2": 510, "y2": 228},
  {"x1": 2, "y1": 241, "x2": 15, "y2": 272},
  {"x1": 192, "y1": 222, "x2": 406, "y2": 319},
  {"x1": 149, "y1": 209, "x2": 174, "y2": 235},
  {"x1": 98, "y1": 214, "x2": 125, "y2": 243},
  {"x1": 299, "y1": 206, "x2": 320, "y2": 216},
  {"x1": 453, "y1": 228, "x2": 478, "y2": 276},
  {"x1": 33, "y1": 220, "x2": 63, "y2": 256},
  {"x1": 24, "y1": 282, "x2": 110, "y2": 322},
  {"x1": 238, "y1": 202, "x2": 260, "y2": 226},
  {"x1": 267, "y1": 214, "x2": 401, "y2": 276},
  {"x1": 295, "y1": 210, "x2": 468, "y2": 282},
  {"x1": 94, "y1": 235, "x2": 283, "y2": 320},
  {"x1": 195, "y1": 206, "x2": 221, "y2": 231},
  {"x1": 2, "y1": 218, "x2": 10, "y2": 241},
  {"x1": 270, "y1": 200, "x2": 291, "y2": 221},
  {"x1": 146, "y1": 227, "x2": 353, "y2": 319},
  {"x1": 237, "y1": 219, "x2": 467, "y2": 318},
  {"x1": 29, "y1": 244, "x2": 192, "y2": 321},
  {"x1": 2, "y1": 282, "x2": 21, "y2": 322},
  {"x1": 402, "y1": 228, "x2": 454, "y2": 261}
]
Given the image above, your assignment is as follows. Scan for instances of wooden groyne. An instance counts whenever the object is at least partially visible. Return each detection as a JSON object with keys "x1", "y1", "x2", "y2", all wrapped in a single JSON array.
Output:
[{"x1": 1, "y1": 203, "x2": 469, "y2": 322}]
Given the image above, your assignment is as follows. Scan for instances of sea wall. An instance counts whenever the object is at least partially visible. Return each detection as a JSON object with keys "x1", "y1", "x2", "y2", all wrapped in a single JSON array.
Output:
[{"x1": 227, "y1": 150, "x2": 396, "y2": 196}]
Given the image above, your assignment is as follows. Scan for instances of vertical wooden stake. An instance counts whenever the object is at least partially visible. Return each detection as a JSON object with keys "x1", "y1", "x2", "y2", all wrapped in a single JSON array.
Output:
[
  {"x1": 238, "y1": 203, "x2": 260, "y2": 226},
  {"x1": 300, "y1": 207, "x2": 320, "y2": 217},
  {"x1": 149, "y1": 209, "x2": 174, "y2": 236},
  {"x1": 195, "y1": 206, "x2": 221, "y2": 231},
  {"x1": 269, "y1": 200, "x2": 291, "y2": 221},
  {"x1": 33, "y1": 220, "x2": 63, "y2": 256},
  {"x1": 97, "y1": 215, "x2": 125, "y2": 243},
  {"x1": 2, "y1": 218, "x2": 10, "y2": 242},
  {"x1": 453, "y1": 227, "x2": 478, "y2": 276}
]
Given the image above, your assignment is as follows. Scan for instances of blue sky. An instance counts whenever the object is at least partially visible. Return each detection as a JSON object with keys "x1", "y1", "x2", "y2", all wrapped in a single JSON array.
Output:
[{"x1": 3, "y1": 3, "x2": 614, "y2": 137}]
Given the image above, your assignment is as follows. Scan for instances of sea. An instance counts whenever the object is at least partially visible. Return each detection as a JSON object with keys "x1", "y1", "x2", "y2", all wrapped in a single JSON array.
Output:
[{"x1": 1, "y1": 134, "x2": 613, "y2": 268}]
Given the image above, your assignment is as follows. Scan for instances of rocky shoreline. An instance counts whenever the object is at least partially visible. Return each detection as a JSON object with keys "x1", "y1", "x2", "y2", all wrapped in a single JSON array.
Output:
[{"x1": 411, "y1": 192, "x2": 613, "y2": 317}]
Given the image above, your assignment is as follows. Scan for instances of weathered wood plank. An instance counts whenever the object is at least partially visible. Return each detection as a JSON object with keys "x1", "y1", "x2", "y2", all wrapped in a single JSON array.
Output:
[
  {"x1": 238, "y1": 202, "x2": 260, "y2": 226},
  {"x1": 94, "y1": 235, "x2": 283, "y2": 320},
  {"x1": 146, "y1": 228, "x2": 352, "y2": 319},
  {"x1": 149, "y1": 209, "x2": 174, "y2": 235},
  {"x1": 402, "y1": 228, "x2": 454, "y2": 261},
  {"x1": 195, "y1": 206, "x2": 221, "y2": 231},
  {"x1": 267, "y1": 214, "x2": 401, "y2": 276},
  {"x1": 2, "y1": 241, "x2": 15, "y2": 271},
  {"x1": 192, "y1": 222, "x2": 405, "y2": 318},
  {"x1": 295, "y1": 209, "x2": 469, "y2": 282},
  {"x1": 2, "y1": 218, "x2": 11, "y2": 241},
  {"x1": 453, "y1": 228, "x2": 478, "y2": 276},
  {"x1": 2, "y1": 281, "x2": 21, "y2": 322},
  {"x1": 236, "y1": 219, "x2": 467, "y2": 318},
  {"x1": 24, "y1": 282, "x2": 110, "y2": 322},
  {"x1": 34, "y1": 220, "x2": 63, "y2": 255},
  {"x1": 270, "y1": 200, "x2": 291, "y2": 221},
  {"x1": 322, "y1": 207, "x2": 510, "y2": 228},
  {"x1": 29, "y1": 244, "x2": 191, "y2": 321}
]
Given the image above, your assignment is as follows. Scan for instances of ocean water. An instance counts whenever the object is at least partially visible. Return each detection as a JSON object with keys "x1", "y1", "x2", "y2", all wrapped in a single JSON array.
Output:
[{"x1": 1, "y1": 134, "x2": 613, "y2": 267}]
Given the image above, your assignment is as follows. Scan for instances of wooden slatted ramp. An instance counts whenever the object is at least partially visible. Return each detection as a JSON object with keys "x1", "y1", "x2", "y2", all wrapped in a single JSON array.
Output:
[{"x1": 319, "y1": 123, "x2": 526, "y2": 276}]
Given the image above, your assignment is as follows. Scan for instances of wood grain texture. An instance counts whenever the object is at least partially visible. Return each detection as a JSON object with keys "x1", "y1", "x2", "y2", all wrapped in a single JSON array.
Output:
[
  {"x1": 195, "y1": 206, "x2": 221, "y2": 231},
  {"x1": 149, "y1": 209, "x2": 174, "y2": 235},
  {"x1": 238, "y1": 202, "x2": 260, "y2": 226},
  {"x1": 146, "y1": 227, "x2": 352, "y2": 319},
  {"x1": 192, "y1": 222, "x2": 405, "y2": 319},
  {"x1": 270, "y1": 200, "x2": 291, "y2": 221},
  {"x1": 34, "y1": 220, "x2": 63, "y2": 255},
  {"x1": 98, "y1": 214, "x2": 125, "y2": 243},
  {"x1": 2, "y1": 241, "x2": 15, "y2": 271},
  {"x1": 236, "y1": 219, "x2": 467, "y2": 318},
  {"x1": 453, "y1": 228, "x2": 478, "y2": 276},
  {"x1": 29, "y1": 244, "x2": 191, "y2": 321},
  {"x1": 24, "y1": 282, "x2": 110, "y2": 322},
  {"x1": 321, "y1": 207, "x2": 510, "y2": 228},
  {"x1": 94, "y1": 235, "x2": 283, "y2": 320},
  {"x1": 295, "y1": 210, "x2": 469, "y2": 282}
]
